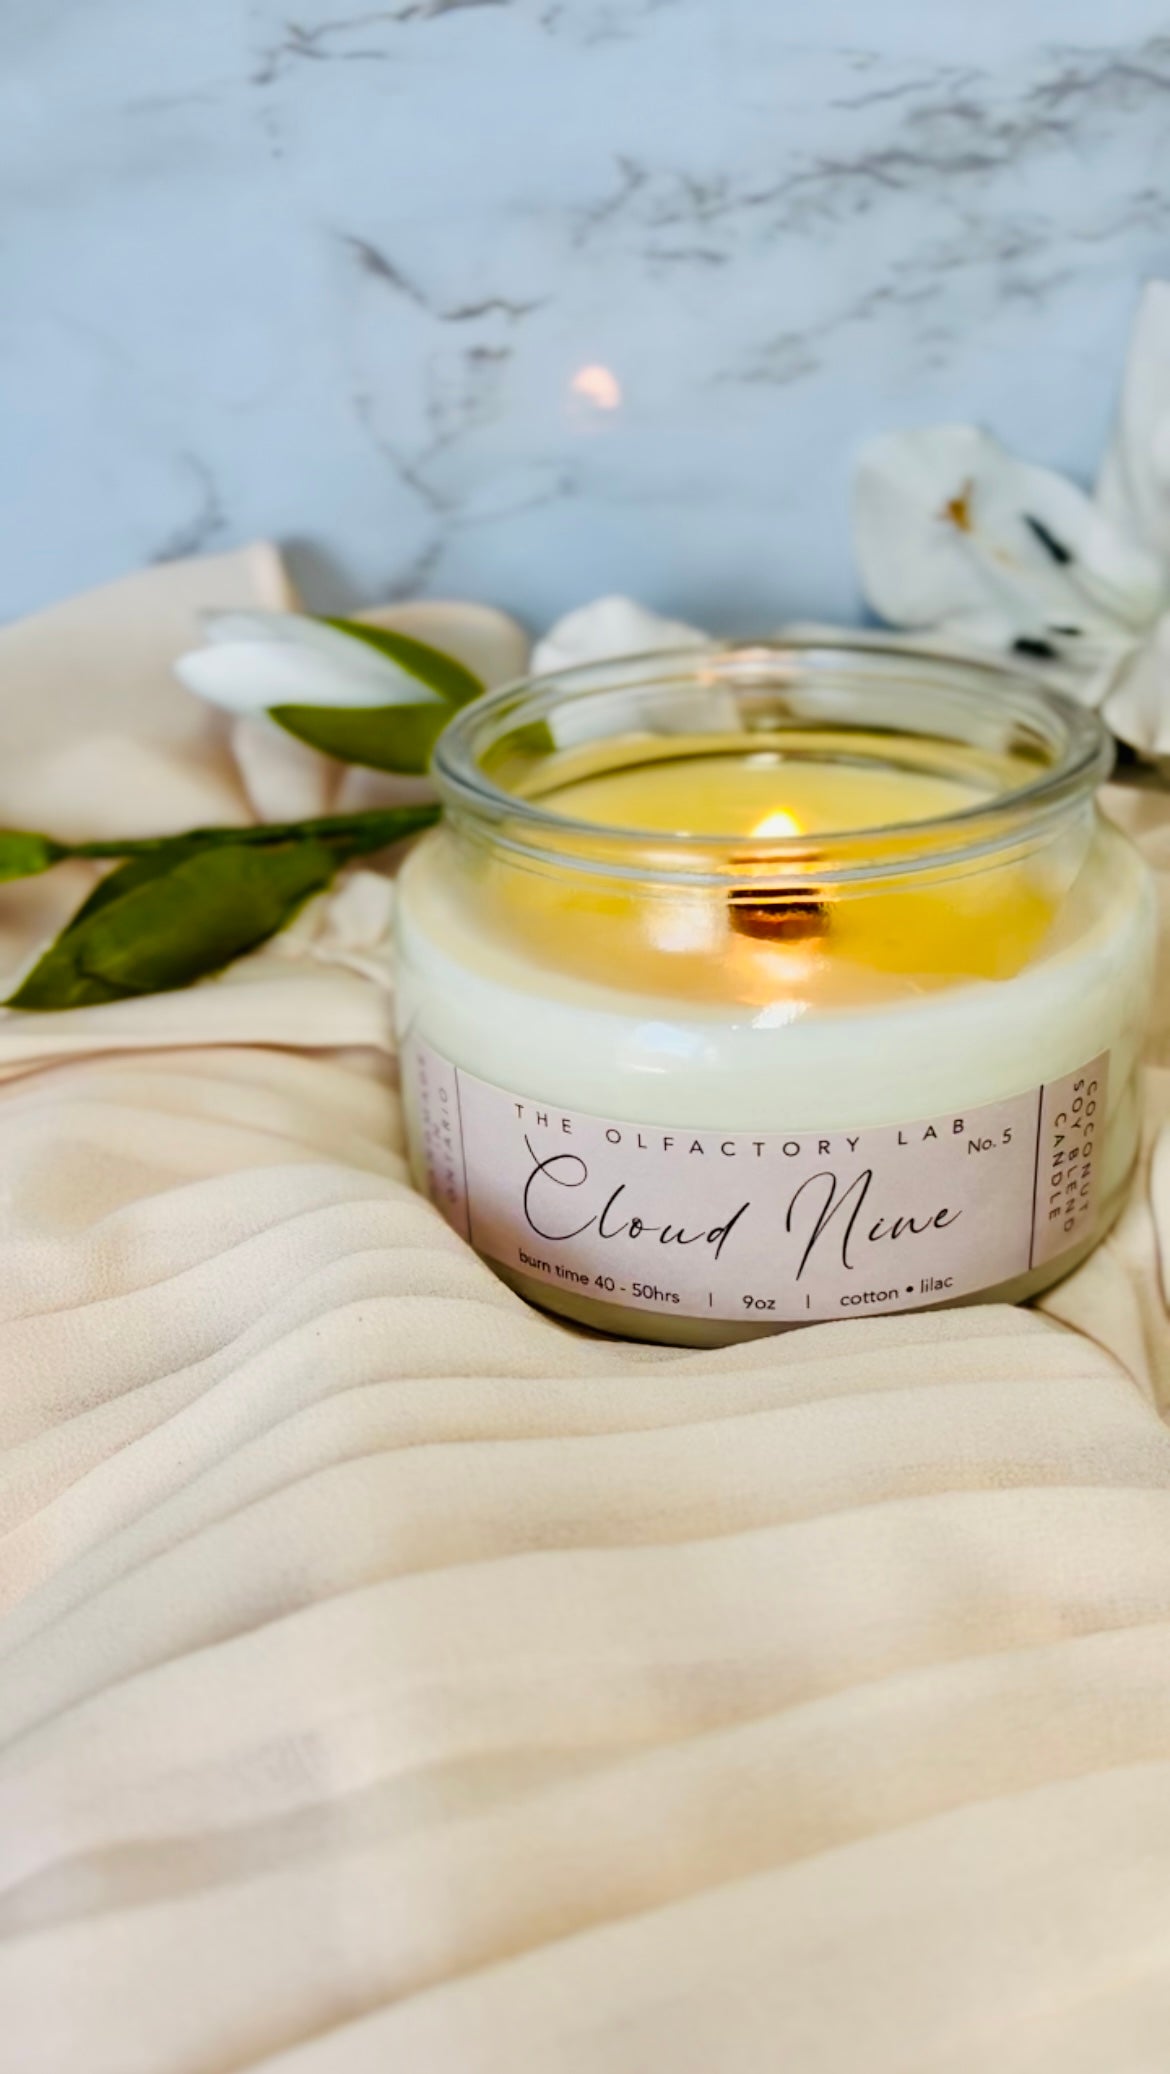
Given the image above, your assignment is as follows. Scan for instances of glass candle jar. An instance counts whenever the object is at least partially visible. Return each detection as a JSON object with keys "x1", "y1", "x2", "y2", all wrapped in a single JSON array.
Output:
[{"x1": 396, "y1": 641, "x2": 1154, "y2": 1346}]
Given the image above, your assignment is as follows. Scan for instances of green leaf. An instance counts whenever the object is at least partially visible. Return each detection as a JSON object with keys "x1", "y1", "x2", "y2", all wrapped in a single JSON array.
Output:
[
  {"x1": 268, "y1": 621, "x2": 484, "y2": 775},
  {"x1": 268, "y1": 701, "x2": 451, "y2": 775},
  {"x1": 9, "y1": 841, "x2": 342, "y2": 1011},
  {"x1": 0, "y1": 830, "x2": 66, "y2": 883},
  {"x1": 325, "y1": 619, "x2": 484, "y2": 708},
  {"x1": 14, "y1": 847, "x2": 214, "y2": 1006},
  {"x1": 481, "y1": 719, "x2": 557, "y2": 785},
  {"x1": 60, "y1": 844, "x2": 208, "y2": 933}
]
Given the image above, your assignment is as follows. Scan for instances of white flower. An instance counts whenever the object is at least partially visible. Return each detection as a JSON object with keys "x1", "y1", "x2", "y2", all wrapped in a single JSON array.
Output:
[
  {"x1": 174, "y1": 611, "x2": 446, "y2": 715},
  {"x1": 532, "y1": 594, "x2": 741, "y2": 747},
  {"x1": 531, "y1": 595, "x2": 707, "y2": 675},
  {"x1": 853, "y1": 282, "x2": 1170, "y2": 756}
]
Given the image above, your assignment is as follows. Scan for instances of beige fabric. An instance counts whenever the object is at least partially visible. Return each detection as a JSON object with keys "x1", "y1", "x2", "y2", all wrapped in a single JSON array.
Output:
[{"x1": 1, "y1": 557, "x2": 1169, "y2": 2072}]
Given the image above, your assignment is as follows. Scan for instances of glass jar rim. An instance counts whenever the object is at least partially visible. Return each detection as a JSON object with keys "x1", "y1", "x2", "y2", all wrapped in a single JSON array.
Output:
[{"x1": 431, "y1": 638, "x2": 1113, "y2": 886}]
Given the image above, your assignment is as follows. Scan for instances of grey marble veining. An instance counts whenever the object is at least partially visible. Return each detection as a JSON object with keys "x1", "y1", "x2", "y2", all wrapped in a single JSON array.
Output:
[{"x1": 3, "y1": 0, "x2": 1170, "y2": 634}]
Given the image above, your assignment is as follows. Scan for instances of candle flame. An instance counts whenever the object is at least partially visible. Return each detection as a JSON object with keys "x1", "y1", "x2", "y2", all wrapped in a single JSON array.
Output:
[{"x1": 751, "y1": 808, "x2": 802, "y2": 839}]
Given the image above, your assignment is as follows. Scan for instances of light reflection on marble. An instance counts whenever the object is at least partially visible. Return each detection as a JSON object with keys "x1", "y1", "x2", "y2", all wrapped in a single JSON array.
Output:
[{"x1": 3, "y1": 0, "x2": 1170, "y2": 634}]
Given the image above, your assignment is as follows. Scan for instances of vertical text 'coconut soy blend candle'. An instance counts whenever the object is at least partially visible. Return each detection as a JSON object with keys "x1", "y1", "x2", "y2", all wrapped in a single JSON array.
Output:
[{"x1": 396, "y1": 643, "x2": 1153, "y2": 1346}]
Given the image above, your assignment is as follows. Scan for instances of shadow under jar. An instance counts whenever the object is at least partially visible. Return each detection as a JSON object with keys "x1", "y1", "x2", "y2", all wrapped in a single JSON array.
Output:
[{"x1": 396, "y1": 640, "x2": 1154, "y2": 1347}]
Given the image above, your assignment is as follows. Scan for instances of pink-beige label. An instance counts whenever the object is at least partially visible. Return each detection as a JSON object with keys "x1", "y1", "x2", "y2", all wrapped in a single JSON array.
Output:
[{"x1": 404, "y1": 1036, "x2": 1108, "y2": 1324}]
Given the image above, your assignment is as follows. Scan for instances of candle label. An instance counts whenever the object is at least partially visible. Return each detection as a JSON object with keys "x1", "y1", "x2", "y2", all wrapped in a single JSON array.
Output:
[{"x1": 403, "y1": 1038, "x2": 1109, "y2": 1324}]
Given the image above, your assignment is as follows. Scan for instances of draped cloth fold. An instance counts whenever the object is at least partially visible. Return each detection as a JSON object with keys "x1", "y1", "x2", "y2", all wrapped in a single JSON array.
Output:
[{"x1": 1, "y1": 553, "x2": 1169, "y2": 2072}]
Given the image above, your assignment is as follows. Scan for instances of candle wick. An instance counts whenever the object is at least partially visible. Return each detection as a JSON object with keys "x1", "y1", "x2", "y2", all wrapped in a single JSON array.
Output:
[{"x1": 727, "y1": 883, "x2": 829, "y2": 942}]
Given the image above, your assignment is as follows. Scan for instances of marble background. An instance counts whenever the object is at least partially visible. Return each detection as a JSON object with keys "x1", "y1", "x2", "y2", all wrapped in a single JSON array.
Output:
[{"x1": 4, "y1": 0, "x2": 1170, "y2": 636}]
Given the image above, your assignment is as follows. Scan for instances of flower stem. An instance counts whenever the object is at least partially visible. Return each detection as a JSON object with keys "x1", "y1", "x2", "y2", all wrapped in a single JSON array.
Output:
[{"x1": 66, "y1": 803, "x2": 441, "y2": 860}]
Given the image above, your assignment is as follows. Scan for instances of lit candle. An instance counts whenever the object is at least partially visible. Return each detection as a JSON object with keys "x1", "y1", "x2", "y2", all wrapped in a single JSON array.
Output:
[{"x1": 397, "y1": 643, "x2": 1153, "y2": 1346}]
